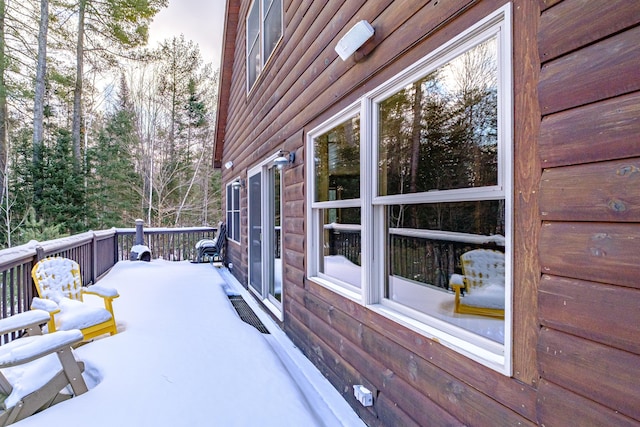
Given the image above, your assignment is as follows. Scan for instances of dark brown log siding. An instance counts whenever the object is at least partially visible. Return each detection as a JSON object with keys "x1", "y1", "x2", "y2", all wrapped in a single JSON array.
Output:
[
  {"x1": 216, "y1": 0, "x2": 640, "y2": 424},
  {"x1": 537, "y1": 0, "x2": 640, "y2": 425}
]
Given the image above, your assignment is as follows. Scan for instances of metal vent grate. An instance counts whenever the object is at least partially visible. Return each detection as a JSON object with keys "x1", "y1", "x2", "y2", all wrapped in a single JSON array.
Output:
[{"x1": 228, "y1": 295, "x2": 270, "y2": 334}]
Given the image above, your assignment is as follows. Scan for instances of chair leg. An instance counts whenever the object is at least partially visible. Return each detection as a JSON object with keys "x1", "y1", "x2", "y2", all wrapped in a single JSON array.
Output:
[
  {"x1": 5, "y1": 370, "x2": 75, "y2": 424},
  {"x1": 0, "y1": 374, "x2": 12, "y2": 397},
  {"x1": 56, "y1": 349, "x2": 88, "y2": 396}
]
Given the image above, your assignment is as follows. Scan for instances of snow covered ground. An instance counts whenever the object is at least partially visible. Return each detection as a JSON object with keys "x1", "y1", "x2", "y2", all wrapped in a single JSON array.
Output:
[{"x1": 11, "y1": 260, "x2": 365, "y2": 427}]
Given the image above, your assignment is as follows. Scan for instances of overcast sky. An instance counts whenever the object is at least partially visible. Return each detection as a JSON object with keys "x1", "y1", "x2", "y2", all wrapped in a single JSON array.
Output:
[{"x1": 147, "y1": 0, "x2": 227, "y2": 68}]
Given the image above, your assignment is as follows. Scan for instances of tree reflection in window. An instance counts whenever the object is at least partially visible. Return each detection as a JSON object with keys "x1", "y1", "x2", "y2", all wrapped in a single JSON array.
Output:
[
  {"x1": 314, "y1": 115, "x2": 360, "y2": 206},
  {"x1": 378, "y1": 37, "x2": 498, "y2": 196}
]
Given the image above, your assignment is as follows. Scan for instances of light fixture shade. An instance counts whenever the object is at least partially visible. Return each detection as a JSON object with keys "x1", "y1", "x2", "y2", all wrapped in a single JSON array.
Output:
[
  {"x1": 335, "y1": 20, "x2": 374, "y2": 61},
  {"x1": 274, "y1": 156, "x2": 289, "y2": 169},
  {"x1": 224, "y1": 161, "x2": 234, "y2": 170},
  {"x1": 273, "y1": 150, "x2": 295, "y2": 169}
]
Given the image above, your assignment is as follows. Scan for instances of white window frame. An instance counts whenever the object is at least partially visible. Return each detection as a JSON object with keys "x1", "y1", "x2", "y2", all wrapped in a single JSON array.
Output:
[
  {"x1": 246, "y1": 0, "x2": 283, "y2": 92},
  {"x1": 306, "y1": 4, "x2": 513, "y2": 374},
  {"x1": 226, "y1": 181, "x2": 241, "y2": 243},
  {"x1": 307, "y1": 102, "x2": 363, "y2": 301}
]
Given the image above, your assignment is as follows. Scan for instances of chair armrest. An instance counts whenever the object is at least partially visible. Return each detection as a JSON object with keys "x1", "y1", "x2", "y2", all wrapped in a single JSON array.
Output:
[
  {"x1": 449, "y1": 274, "x2": 465, "y2": 291},
  {"x1": 82, "y1": 285, "x2": 119, "y2": 300},
  {"x1": 82, "y1": 286, "x2": 119, "y2": 318},
  {"x1": 31, "y1": 297, "x2": 60, "y2": 314},
  {"x1": 0, "y1": 310, "x2": 52, "y2": 337},
  {"x1": 0, "y1": 329, "x2": 83, "y2": 368}
]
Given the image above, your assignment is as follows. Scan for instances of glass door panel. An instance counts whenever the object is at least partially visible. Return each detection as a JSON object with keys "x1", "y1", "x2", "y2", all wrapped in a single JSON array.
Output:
[
  {"x1": 269, "y1": 167, "x2": 282, "y2": 303},
  {"x1": 248, "y1": 172, "x2": 262, "y2": 293}
]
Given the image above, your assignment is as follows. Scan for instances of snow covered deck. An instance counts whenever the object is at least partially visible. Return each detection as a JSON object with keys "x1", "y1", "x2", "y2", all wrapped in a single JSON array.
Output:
[{"x1": 12, "y1": 260, "x2": 364, "y2": 427}]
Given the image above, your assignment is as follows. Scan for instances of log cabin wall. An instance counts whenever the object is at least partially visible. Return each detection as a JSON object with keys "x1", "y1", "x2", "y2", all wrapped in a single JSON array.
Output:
[
  {"x1": 215, "y1": 0, "x2": 639, "y2": 424},
  {"x1": 536, "y1": 0, "x2": 640, "y2": 425}
]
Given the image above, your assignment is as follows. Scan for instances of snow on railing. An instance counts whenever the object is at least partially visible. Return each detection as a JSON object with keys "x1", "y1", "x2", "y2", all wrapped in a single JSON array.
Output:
[{"x1": 324, "y1": 222, "x2": 505, "y2": 246}]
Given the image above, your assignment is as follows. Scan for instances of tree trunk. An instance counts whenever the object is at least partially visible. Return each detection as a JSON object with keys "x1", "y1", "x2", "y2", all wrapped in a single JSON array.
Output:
[
  {"x1": 32, "y1": 0, "x2": 49, "y2": 210},
  {"x1": 0, "y1": 0, "x2": 8, "y2": 204},
  {"x1": 409, "y1": 82, "x2": 423, "y2": 228},
  {"x1": 409, "y1": 82, "x2": 422, "y2": 194},
  {"x1": 72, "y1": 0, "x2": 85, "y2": 168}
]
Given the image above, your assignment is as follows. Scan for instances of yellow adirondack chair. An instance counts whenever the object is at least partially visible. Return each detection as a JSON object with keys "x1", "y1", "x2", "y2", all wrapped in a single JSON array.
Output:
[
  {"x1": 449, "y1": 249, "x2": 505, "y2": 319},
  {"x1": 0, "y1": 310, "x2": 88, "y2": 425},
  {"x1": 31, "y1": 257, "x2": 119, "y2": 341}
]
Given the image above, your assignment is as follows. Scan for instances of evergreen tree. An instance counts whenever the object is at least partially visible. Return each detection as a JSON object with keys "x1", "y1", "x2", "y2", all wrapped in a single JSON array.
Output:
[
  {"x1": 36, "y1": 128, "x2": 85, "y2": 234},
  {"x1": 1, "y1": 129, "x2": 35, "y2": 246},
  {"x1": 19, "y1": 206, "x2": 63, "y2": 243},
  {"x1": 86, "y1": 76, "x2": 142, "y2": 228}
]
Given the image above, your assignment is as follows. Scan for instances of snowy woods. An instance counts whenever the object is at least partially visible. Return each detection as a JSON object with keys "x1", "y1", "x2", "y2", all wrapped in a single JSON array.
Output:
[{"x1": 0, "y1": 0, "x2": 220, "y2": 247}]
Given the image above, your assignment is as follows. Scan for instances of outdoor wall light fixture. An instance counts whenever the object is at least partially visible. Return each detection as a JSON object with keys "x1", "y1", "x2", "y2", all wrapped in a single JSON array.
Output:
[
  {"x1": 224, "y1": 161, "x2": 234, "y2": 170},
  {"x1": 231, "y1": 178, "x2": 245, "y2": 189},
  {"x1": 335, "y1": 20, "x2": 374, "y2": 61},
  {"x1": 273, "y1": 149, "x2": 295, "y2": 169}
]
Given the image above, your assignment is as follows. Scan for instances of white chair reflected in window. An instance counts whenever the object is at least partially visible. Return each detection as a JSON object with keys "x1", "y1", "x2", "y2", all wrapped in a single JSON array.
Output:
[{"x1": 449, "y1": 249, "x2": 505, "y2": 319}]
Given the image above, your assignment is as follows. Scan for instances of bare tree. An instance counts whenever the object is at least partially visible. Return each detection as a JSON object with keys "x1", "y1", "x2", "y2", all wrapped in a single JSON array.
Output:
[
  {"x1": 71, "y1": 0, "x2": 167, "y2": 166},
  {"x1": 0, "y1": 0, "x2": 8, "y2": 240}
]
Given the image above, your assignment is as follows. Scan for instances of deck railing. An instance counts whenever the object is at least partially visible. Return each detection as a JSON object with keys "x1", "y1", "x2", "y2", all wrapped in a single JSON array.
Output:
[{"x1": 0, "y1": 225, "x2": 217, "y2": 339}]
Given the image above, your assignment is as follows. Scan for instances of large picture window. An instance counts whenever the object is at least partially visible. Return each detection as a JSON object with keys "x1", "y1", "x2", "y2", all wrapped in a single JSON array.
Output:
[
  {"x1": 307, "y1": 6, "x2": 512, "y2": 373},
  {"x1": 246, "y1": 0, "x2": 282, "y2": 91},
  {"x1": 226, "y1": 182, "x2": 241, "y2": 243}
]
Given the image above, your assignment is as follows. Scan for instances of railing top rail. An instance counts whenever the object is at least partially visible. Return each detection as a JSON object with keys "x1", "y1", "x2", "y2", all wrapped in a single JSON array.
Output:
[
  {"x1": 94, "y1": 229, "x2": 117, "y2": 238},
  {"x1": 390, "y1": 228, "x2": 505, "y2": 246},
  {"x1": 324, "y1": 223, "x2": 362, "y2": 232},
  {"x1": 38, "y1": 231, "x2": 95, "y2": 253},
  {"x1": 0, "y1": 229, "x2": 120, "y2": 270},
  {"x1": 115, "y1": 226, "x2": 217, "y2": 235},
  {"x1": 0, "y1": 242, "x2": 38, "y2": 270},
  {"x1": 324, "y1": 222, "x2": 505, "y2": 246}
]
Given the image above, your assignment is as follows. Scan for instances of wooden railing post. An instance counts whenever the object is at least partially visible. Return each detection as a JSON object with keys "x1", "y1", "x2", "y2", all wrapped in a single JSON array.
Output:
[
  {"x1": 35, "y1": 245, "x2": 45, "y2": 262},
  {"x1": 91, "y1": 232, "x2": 98, "y2": 285}
]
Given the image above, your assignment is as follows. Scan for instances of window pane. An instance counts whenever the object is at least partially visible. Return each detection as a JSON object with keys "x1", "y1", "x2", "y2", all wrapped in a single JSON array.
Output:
[
  {"x1": 233, "y1": 212, "x2": 240, "y2": 241},
  {"x1": 247, "y1": 1, "x2": 260, "y2": 45},
  {"x1": 248, "y1": 41, "x2": 261, "y2": 89},
  {"x1": 232, "y1": 186, "x2": 240, "y2": 210},
  {"x1": 386, "y1": 200, "x2": 505, "y2": 343},
  {"x1": 318, "y1": 207, "x2": 361, "y2": 288},
  {"x1": 314, "y1": 116, "x2": 360, "y2": 202},
  {"x1": 226, "y1": 185, "x2": 232, "y2": 210},
  {"x1": 247, "y1": 1, "x2": 261, "y2": 88},
  {"x1": 378, "y1": 37, "x2": 498, "y2": 196},
  {"x1": 263, "y1": 0, "x2": 282, "y2": 62}
]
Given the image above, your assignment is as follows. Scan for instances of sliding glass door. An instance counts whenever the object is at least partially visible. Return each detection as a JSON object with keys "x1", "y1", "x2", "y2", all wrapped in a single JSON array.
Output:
[{"x1": 247, "y1": 162, "x2": 283, "y2": 315}]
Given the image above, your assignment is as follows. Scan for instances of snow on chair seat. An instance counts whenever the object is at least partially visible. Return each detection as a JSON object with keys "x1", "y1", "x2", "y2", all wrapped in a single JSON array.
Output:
[
  {"x1": 0, "y1": 310, "x2": 88, "y2": 426},
  {"x1": 449, "y1": 249, "x2": 505, "y2": 319},
  {"x1": 31, "y1": 257, "x2": 119, "y2": 341}
]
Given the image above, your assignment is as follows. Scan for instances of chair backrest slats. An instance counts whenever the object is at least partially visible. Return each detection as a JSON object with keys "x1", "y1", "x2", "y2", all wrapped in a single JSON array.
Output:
[
  {"x1": 460, "y1": 249, "x2": 505, "y2": 291},
  {"x1": 32, "y1": 257, "x2": 84, "y2": 302}
]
